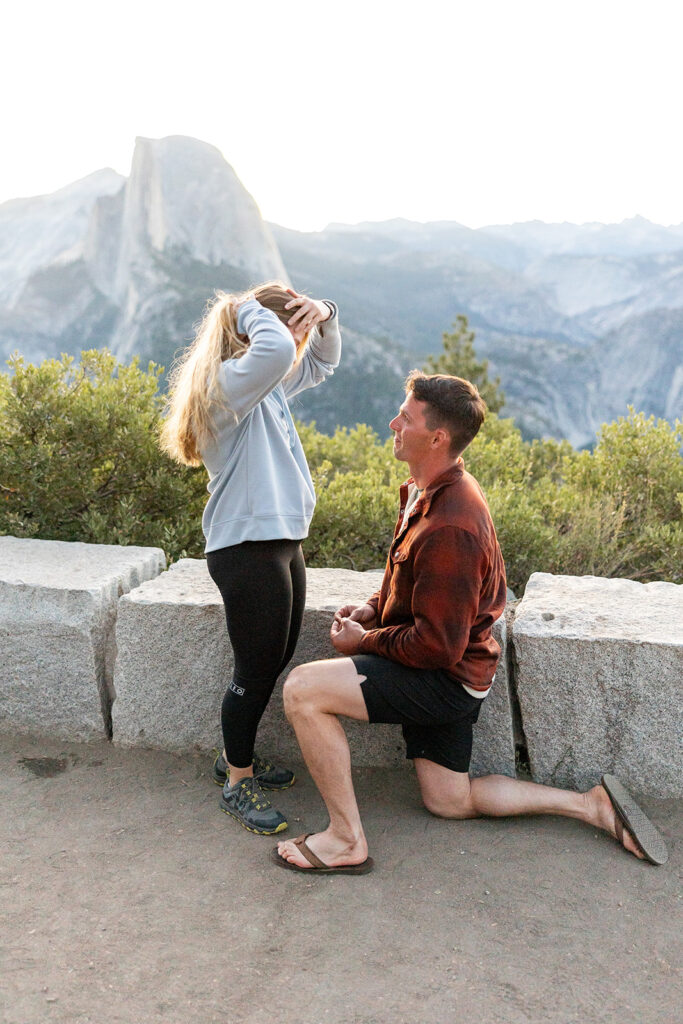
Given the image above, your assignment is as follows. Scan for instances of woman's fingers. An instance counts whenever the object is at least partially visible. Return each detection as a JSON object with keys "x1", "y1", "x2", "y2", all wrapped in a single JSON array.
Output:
[
  {"x1": 284, "y1": 296, "x2": 328, "y2": 340},
  {"x1": 285, "y1": 297, "x2": 311, "y2": 321}
]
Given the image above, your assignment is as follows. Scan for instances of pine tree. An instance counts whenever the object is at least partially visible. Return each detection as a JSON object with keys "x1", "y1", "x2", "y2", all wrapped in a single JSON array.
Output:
[{"x1": 423, "y1": 314, "x2": 505, "y2": 414}]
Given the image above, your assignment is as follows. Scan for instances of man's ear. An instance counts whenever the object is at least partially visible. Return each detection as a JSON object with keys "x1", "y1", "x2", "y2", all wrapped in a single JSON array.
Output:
[{"x1": 432, "y1": 428, "x2": 450, "y2": 449}]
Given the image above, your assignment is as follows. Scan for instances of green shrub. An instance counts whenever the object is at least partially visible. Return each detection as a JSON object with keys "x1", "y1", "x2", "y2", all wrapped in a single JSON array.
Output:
[
  {"x1": 297, "y1": 423, "x2": 405, "y2": 570},
  {"x1": 1, "y1": 350, "x2": 681, "y2": 592},
  {"x1": 0, "y1": 350, "x2": 207, "y2": 559},
  {"x1": 300, "y1": 407, "x2": 683, "y2": 591}
]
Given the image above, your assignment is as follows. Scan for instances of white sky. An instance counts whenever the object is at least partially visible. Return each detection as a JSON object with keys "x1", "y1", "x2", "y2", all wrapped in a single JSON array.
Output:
[{"x1": 2, "y1": 0, "x2": 682, "y2": 231}]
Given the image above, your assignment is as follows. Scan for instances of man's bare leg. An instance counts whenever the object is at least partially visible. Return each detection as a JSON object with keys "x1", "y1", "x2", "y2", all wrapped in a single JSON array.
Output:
[
  {"x1": 276, "y1": 658, "x2": 370, "y2": 870},
  {"x1": 415, "y1": 759, "x2": 645, "y2": 859}
]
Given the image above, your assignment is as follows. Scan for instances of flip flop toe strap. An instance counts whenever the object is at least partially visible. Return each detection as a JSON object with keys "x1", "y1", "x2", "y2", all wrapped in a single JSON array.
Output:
[
  {"x1": 292, "y1": 833, "x2": 329, "y2": 870},
  {"x1": 613, "y1": 812, "x2": 625, "y2": 845}
]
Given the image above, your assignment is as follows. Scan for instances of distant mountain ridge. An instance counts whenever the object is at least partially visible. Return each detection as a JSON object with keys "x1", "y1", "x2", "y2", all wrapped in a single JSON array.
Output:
[
  {"x1": 271, "y1": 215, "x2": 683, "y2": 442},
  {"x1": 1, "y1": 135, "x2": 681, "y2": 444}
]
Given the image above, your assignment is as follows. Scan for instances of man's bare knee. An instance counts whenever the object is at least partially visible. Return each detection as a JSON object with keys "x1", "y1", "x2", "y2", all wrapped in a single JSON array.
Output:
[
  {"x1": 283, "y1": 658, "x2": 368, "y2": 724},
  {"x1": 422, "y1": 791, "x2": 475, "y2": 819},
  {"x1": 282, "y1": 662, "x2": 324, "y2": 718},
  {"x1": 416, "y1": 764, "x2": 476, "y2": 820}
]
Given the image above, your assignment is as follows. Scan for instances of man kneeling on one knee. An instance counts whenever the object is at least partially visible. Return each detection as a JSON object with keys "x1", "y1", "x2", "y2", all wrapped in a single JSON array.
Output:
[{"x1": 273, "y1": 371, "x2": 668, "y2": 874}]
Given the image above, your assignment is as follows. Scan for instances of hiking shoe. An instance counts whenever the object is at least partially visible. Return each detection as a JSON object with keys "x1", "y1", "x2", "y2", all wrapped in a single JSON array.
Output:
[
  {"x1": 212, "y1": 751, "x2": 296, "y2": 791},
  {"x1": 219, "y1": 777, "x2": 288, "y2": 835},
  {"x1": 253, "y1": 753, "x2": 296, "y2": 790}
]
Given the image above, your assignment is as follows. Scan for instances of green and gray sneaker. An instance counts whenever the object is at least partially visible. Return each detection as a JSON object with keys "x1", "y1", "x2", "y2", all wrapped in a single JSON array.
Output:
[
  {"x1": 212, "y1": 751, "x2": 295, "y2": 791},
  {"x1": 219, "y1": 776, "x2": 288, "y2": 835}
]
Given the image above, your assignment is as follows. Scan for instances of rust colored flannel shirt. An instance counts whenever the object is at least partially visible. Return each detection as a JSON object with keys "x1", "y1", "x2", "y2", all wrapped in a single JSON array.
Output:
[{"x1": 358, "y1": 461, "x2": 507, "y2": 692}]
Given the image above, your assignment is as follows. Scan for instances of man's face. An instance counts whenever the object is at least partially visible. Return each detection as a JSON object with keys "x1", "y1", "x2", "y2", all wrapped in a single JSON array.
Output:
[{"x1": 389, "y1": 392, "x2": 434, "y2": 464}]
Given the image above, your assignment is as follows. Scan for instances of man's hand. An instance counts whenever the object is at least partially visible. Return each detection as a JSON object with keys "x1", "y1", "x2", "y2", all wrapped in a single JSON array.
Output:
[
  {"x1": 284, "y1": 289, "x2": 331, "y2": 343},
  {"x1": 330, "y1": 616, "x2": 366, "y2": 655},
  {"x1": 333, "y1": 603, "x2": 377, "y2": 629}
]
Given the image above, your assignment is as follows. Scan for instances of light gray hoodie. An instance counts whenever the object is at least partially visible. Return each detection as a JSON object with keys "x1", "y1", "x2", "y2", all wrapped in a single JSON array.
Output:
[{"x1": 200, "y1": 299, "x2": 341, "y2": 552}]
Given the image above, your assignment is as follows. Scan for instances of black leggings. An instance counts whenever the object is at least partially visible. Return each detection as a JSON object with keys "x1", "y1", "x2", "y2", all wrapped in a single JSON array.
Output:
[{"x1": 206, "y1": 539, "x2": 306, "y2": 769}]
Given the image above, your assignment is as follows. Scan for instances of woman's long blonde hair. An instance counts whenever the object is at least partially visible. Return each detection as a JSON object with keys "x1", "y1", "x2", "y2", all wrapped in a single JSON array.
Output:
[{"x1": 160, "y1": 280, "x2": 308, "y2": 466}]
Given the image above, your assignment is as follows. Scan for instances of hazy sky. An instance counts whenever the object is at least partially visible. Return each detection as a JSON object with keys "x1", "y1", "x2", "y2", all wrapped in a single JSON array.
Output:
[{"x1": 3, "y1": 0, "x2": 682, "y2": 230}]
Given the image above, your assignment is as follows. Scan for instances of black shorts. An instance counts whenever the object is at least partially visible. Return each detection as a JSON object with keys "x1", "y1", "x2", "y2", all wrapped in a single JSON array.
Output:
[{"x1": 352, "y1": 653, "x2": 484, "y2": 774}]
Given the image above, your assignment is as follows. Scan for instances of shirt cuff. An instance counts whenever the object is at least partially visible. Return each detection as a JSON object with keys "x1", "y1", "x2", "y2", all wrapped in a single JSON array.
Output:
[
  {"x1": 357, "y1": 631, "x2": 375, "y2": 654},
  {"x1": 322, "y1": 300, "x2": 338, "y2": 322}
]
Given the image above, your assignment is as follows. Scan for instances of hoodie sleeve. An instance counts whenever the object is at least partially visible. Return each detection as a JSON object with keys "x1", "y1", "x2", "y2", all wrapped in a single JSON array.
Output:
[{"x1": 216, "y1": 300, "x2": 297, "y2": 420}]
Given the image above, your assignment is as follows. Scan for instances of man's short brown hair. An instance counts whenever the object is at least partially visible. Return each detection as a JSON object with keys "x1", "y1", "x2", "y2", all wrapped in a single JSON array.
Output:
[{"x1": 406, "y1": 370, "x2": 487, "y2": 455}]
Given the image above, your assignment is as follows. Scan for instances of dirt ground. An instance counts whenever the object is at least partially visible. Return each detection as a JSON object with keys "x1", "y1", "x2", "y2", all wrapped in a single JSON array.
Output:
[{"x1": 1, "y1": 733, "x2": 681, "y2": 1024}]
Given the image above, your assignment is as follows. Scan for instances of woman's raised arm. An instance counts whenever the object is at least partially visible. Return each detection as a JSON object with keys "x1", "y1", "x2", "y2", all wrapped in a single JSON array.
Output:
[{"x1": 216, "y1": 300, "x2": 297, "y2": 420}]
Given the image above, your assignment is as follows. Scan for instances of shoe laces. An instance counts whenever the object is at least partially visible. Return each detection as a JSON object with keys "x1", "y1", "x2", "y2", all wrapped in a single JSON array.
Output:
[
  {"x1": 252, "y1": 754, "x2": 273, "y2": 777},
  {"x1": 235, "y1": 776, "x2": 271, "y2": 812}
]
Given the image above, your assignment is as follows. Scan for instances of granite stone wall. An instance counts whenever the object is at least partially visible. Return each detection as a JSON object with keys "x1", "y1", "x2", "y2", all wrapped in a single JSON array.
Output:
[
  {"x1": 0, "y1": 537, "x2": 165, "y2": 740},
  {"x1": 2, "y1": 538, "x2": 681, "y2": 796}
]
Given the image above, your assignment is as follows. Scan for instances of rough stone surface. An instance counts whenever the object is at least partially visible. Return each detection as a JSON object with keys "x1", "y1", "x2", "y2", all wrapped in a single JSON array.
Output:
[
  {"x1": 112, "y1": 561, "x2": 389, "y2": 759},
  {"x1": 512, "y1": 572, "x2": 683, "y2": 796},
  {"x1": 470, "y1": 604, "x2": 517, "y2": 777},
  {"x1": 0, "y1": 537, "x2": 166, "y2": 741},
  {"x1": 113, "y1": 561, "x2": 516, "y2": 774},
  {"x1": 112, "y1": 559, "x2": 232, "y2": 751}
]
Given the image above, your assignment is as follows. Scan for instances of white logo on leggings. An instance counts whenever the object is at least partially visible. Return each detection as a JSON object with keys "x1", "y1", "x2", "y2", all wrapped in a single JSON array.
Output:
[{"x1": 229, "y1": 682, "x2": 245, "y2": 696}]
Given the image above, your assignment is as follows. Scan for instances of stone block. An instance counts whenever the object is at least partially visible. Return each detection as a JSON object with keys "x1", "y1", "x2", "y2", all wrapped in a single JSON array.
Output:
[
  {"x1": 0, "y1": 537, "x2": 166, "y2": 741},
  {"x1": 112, "y1": 561, "x2": 517, "y2": 775},
  {"x1": 470, "y1": 605, "x2": 517, "y2": 778},
  {"x1": 112, "y1": 561, "x2": 390, "y2": 759},
  {"x1": 263, "y1": 571, "x2": 516, "y2": 772},
  {"x1": 112, "y1": 559, "x2": 231, "y2": 751},
  {"x1": 512, "y1": 573, "x2": 683, "y2": 796}
]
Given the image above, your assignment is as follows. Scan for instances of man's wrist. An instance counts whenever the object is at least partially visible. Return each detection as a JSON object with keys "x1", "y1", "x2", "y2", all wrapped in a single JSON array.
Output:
[{"x1": 364, "y1": 605, "x2": 378, "y2": 628}]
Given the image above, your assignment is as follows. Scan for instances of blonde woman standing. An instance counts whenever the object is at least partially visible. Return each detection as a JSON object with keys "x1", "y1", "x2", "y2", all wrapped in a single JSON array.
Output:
[{"x1": 162, "y1": 282, "x2": 341, "y2": 834}]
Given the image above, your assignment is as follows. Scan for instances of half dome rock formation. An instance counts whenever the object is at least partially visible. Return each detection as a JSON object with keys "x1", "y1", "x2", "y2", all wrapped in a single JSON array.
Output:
[
  {"x1": 0, "y1": 136, "x2": 287, "y2": 367},
  {"x1": 106, "y1": 136, "x2": 287, "y2": 361},
  {"x1": 119, "y1": 136, "x2": 285, "y2": 276}
]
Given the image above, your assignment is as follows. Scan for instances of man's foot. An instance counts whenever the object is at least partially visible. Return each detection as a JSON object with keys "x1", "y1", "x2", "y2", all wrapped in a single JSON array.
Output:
[
  {"x1": 584, "y1": 784, "x2": 644, "y2": 858},
  {"x1": 272, "y1": 834, "x2": 374, "y2": 874},
  {"x1": 220, "y1": 777, "x2": 288, "y2": 835},
  {"x1": 212, "y1": 751, "x2": 295, "y2": 791},
  {"x1": 584, "y1": 778, "x2": 667, "y2": 863},
  {"x1": 276, "y1": 828, "x2": 368, "y2": 870}
]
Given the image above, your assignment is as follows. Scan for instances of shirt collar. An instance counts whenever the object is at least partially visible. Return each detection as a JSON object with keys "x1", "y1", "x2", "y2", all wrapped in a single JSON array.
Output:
[{"x1": 402, "y1": 459, "x2": 464, "y2": 514}]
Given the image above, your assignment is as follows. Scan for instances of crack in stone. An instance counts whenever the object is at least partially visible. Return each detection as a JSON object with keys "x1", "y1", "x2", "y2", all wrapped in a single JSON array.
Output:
[{"x1": 505, "y1": 604, "x2": 532, "y2": 780}]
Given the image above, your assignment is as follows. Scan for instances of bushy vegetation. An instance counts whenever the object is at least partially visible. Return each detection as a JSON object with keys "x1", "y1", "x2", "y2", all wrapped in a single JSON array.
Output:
[
  {"x1": 299, "y1": 408, "x2": 683, "y2": 590},
  {"x1": 0, "y1": 351, "x2": 208, "y2": 558},
  {"x1": 466, "y1": 409, "x2": 683, "y2": 590},
  {"x1": 1, "y1": 348, "x2": 681, "y2": 593}
]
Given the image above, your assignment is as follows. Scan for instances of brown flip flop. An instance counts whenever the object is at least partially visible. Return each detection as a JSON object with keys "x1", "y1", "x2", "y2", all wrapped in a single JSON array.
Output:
[
  {"x1": 601, "y1": 774, "x2": 668, "y2": 865},
  {"x1": 271, "y1": 833, "x2": 374, "y2": 875}
]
